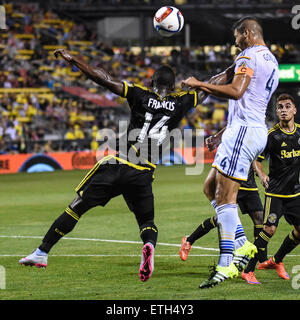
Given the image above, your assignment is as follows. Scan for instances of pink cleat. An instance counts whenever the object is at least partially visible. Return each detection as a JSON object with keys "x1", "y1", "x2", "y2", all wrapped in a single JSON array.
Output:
[{"x1": 139, "y1": 243, "x2": 154, "y2": 282}]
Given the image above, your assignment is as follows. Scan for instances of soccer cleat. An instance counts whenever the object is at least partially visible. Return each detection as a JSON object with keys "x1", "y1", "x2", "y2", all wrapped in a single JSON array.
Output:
[
  {"x1": 241, "y1": 271, "x2": 261, "y2": 285},
  {"x1": 139, "y1": 243, "x2": 154, "y2": 282},
  {"x1": 199, "y1": 262, "x2": 238, "y2": 289},
  {"x1": 257, "y1": 258, "x2": 275, "y2": 270},
  {"x1": 179, "y1": 236, "x2": 191, "y2": 261},
  {"x1": 258, "y1": 257, "x2": 290, "y2": 280},
  {"x1": 19, "y1": 250, "x2": 48, "y2": 268},
  {"x1": 233, "y1": 240, "x2": 258, "y2": 271}
]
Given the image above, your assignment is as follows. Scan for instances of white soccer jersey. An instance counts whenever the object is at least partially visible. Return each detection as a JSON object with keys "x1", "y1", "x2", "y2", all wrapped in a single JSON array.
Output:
[{"x1": 227, "y1": 45, "x2": 279, "y2": 128}]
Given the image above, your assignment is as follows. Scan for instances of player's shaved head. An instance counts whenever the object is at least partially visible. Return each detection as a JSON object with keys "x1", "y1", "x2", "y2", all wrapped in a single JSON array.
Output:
[
  {"x1": 232, "y1": 16, "x2": 265, "y2": 50},
  {"x1": 232, "y1": 17, "x2": 263, "y2": 38},
  {"x1": 152, "y1": 65, "x2": 175, "y2": 89}
]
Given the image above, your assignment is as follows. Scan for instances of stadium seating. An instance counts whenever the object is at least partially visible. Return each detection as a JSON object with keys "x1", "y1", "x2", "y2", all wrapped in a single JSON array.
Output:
[{"x1": 0, "y1": 2, "x2": 297, "y2": 154}]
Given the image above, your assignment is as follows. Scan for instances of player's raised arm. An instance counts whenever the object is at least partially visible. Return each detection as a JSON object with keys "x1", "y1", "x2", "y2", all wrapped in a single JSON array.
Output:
[
  {"x1": 209, "y1": 64, "x2": 235, "y2": 86},
  {"x1": 195, "y1": 64, "x2": 235, "y2": 103},
  {"x1": 54, "y1": 49, "x2": 124, "y2": 96}
]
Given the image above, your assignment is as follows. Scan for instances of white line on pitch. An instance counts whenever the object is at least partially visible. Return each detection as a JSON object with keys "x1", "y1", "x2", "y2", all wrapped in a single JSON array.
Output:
[
  {"x1": 0, "y1": 235, "x2": 219, "y2": 251},
  {"x1": 1, "y1": 253, "x2": 300, "y2": 257},
  {"x1": 0, "y1": 254, "x2": 219, "y2": 257}
]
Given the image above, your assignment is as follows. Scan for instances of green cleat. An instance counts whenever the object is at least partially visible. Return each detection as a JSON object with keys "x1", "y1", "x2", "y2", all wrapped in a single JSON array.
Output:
[
  {"x1": 199, "y1": 262, "x2": 239, "y2": 289},
  {"x1": 233, "y1": 240, "x2": 258, "y2": 271}
]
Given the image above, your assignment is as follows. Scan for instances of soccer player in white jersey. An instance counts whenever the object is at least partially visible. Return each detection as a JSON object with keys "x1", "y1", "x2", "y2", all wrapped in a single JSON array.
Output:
[{"x1": 182, "y1": 17, "x2": 279, "y2": 288}]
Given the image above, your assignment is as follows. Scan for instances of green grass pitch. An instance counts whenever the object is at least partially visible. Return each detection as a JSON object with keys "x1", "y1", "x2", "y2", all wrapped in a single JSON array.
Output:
[{"x1": 0, "y1": 164, "x2": 299, "y2": 300}]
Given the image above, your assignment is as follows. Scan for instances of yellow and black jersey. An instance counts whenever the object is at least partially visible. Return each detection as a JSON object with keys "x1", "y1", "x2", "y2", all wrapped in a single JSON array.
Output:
[
  {"x1": 258, "y1": 123, "x2": 300, "y2": 198},
  {"x1": 116, "y1": 81, "x2": 198, "y2": 165},
  {"x1": 122, "y1": 81, "x2": 197, "y2": 131},
  {"x1": 239, "y1": 165, "x2": 258, "y2": 191}
]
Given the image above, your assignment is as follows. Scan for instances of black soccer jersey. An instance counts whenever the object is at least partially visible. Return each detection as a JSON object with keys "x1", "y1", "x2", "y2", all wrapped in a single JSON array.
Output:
[
  {"x1": 240, "y1": 165, "x2": 258, "y2": 190},
  {"x1": 116, "y1": 81, "x2": 198, "y2": 165},
  {"x1": 258, "y1": 123, "x2": 300, "y2": 197}
]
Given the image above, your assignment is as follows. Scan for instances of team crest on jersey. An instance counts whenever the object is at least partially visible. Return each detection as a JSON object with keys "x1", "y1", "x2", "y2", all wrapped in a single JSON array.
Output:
[{"x1": 268, "y1": 213, "x2": 277, "y2": 224}]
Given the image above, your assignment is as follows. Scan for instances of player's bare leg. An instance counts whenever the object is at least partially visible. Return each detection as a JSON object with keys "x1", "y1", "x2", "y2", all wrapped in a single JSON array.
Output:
[{"x1": 203, "y1": 168, "x2": 218, "y2": 202}]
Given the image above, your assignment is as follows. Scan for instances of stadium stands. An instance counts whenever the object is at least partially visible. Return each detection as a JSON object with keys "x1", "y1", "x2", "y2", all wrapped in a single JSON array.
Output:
[{"x1": 0, "y1": 1, "x2": 299, "y2": 154}]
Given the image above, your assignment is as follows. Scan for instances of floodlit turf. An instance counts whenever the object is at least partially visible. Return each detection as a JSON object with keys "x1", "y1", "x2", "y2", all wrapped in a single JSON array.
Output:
[{"x1": 0, "y1": 164, "x2": 299, "y2": 300}]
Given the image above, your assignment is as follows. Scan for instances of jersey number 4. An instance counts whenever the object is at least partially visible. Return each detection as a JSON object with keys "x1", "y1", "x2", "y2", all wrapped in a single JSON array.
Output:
[
  {"x1": 138, "y1": 112, "x2": 170, "y2": 146},
  {"x1": 265, "y1": 68, "x2": 275, "y2": 100}
]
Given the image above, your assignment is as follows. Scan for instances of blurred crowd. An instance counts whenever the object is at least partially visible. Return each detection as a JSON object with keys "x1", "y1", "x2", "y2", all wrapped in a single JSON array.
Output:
[
  {"x1": 0, "y1": 2, "x2": 299, "y2": 154},
  {"x1": 55, "y1": 0, "x2": 297, "y2": 6}
]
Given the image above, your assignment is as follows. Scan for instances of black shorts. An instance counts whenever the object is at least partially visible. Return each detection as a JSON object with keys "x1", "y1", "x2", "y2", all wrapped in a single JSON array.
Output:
[
  {"x1": 75, "y1": 156, "x2": 155, "y2": 224},
  {"x1": 263, "y1": 195, "x2": 300, "y2": 227},
  {"x1": 237, "y1": 189, "x2": 263, "y2": 215}
]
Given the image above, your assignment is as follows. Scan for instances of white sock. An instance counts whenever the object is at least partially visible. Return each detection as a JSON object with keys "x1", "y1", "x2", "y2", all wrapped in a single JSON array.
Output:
[
  {"x1": 234, "y1": 216, "x2": 247, "y2": 249},
  {"x1": 211, "y1": 199, "x2": 217, "y2": 211},
  {"x1": 216, "y1": 204, "x2": 239, "y2": 267}
]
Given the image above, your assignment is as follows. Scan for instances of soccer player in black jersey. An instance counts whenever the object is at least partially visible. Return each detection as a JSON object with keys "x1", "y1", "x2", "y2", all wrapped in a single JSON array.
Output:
[
  {"x1": 179, "y1": 130, "x2": 265, "y2": 264},
  {"x1": 19, "y1": 48, "x2": 234, "y2": 282},
  {"x1": 242, "y1": 93, "x2": 300, "y2": 284}
]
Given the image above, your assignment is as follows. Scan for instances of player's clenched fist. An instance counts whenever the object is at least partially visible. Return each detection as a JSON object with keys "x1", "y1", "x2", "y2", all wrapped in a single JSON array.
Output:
[
  {"x1": 205, "y1": 135, "x2": 221, "y2": 152},
  {"x1": 181, "y1": 76, "x2": 202, "y2": 89}
]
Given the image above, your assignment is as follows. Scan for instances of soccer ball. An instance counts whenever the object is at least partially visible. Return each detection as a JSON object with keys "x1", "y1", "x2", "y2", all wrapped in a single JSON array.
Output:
[{"x1": 153, "y1": 6, "x2": 184, "y2": 37}]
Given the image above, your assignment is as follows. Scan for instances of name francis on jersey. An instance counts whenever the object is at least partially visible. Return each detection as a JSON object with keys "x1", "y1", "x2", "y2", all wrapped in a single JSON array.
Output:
[{"x1": 148, "y1": 97, "x2": 175, "y2": 111}]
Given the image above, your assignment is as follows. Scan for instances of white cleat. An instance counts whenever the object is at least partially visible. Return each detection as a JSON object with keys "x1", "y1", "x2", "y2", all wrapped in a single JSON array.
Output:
[{"x1": 19, "y1": 250, "x2": 48, "y2": 268}]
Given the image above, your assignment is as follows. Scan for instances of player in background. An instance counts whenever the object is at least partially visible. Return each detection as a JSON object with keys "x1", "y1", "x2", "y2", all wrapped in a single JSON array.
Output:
[
  {"x1": 19, "y1": 48, "x2": 234, "y2": 282},
  {"x1": 180, "y1": 129, "x2": 266, "y2": 265},
  {"x1": 182, "y1": 16, "x2": 279, "y2": 288},
  {"x1": 242, "y1": 93, "x2": 300, "y2": 284}
]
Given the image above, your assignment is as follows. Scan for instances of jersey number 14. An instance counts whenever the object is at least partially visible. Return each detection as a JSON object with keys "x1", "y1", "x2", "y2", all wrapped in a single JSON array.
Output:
[{"x1": 138, "y1": 112, "x2": 170, "y2": 146}]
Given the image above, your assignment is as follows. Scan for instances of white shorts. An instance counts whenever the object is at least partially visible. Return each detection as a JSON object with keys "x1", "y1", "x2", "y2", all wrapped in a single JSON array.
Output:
[{"x1": 212, "y1": 125, "x2": 268, "y2": 181}]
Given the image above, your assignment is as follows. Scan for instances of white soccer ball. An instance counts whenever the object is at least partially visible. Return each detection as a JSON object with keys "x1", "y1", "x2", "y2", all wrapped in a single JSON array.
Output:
[{"x1": 153, "y1": 6, "x2": 184, "y2": 37}]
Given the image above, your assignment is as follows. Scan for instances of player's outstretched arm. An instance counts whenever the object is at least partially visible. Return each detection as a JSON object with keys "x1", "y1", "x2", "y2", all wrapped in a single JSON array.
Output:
[
  {"x1": 54, "y1": 49, "x2": 124, "y2": 96},
  {"x1": 253, "y1": 160, "x2": 269, "y2": 189},
  {"x1": 182, "y1": 67, "x2": 250, "y2": 101}
]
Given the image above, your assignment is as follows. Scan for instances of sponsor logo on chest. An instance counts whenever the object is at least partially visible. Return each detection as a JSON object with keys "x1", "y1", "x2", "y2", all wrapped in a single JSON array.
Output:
[{"x1": 281, "y1": 149, "x2": 300, "y2": 158}]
